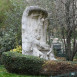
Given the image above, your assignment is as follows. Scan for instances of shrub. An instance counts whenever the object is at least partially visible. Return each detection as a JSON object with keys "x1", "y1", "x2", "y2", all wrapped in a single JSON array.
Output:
[
  {"x1": 0, "y1": 34, "x2": 16, "y2": 53},
  {"x1": 40, "y1": 60, "x2": 77, "y2": 76},
  {"x1": 1, "y1": 52, "x2": 45, "y2": 75},
  {"x1": 10, "y1": 45, "x2": 22, "y2": 53}
]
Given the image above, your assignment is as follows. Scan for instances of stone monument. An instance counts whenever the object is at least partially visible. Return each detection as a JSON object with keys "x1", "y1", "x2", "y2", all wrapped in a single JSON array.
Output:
[{"x1": 22, "y1": 6, "x2": 56, "y2": 60}]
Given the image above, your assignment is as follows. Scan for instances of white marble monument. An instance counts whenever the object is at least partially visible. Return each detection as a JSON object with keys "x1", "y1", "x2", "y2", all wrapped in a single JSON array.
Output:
[{"x1": 22, "y1": 6, "x2": 56, "y2": 60}]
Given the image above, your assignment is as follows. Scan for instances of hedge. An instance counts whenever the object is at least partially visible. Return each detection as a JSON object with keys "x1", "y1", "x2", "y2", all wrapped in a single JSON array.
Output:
[
  {"x1": 1, "y1": 52, "x2": 45, "y2": 75},
  {"x1": 40, "y1": 60, "x2": 77, "y2": 76}
]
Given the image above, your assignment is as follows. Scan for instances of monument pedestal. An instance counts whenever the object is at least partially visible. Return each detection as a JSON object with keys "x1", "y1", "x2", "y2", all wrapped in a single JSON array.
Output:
[{"x1": 40, "y1": 49, "x2": 56, "y2": 60}]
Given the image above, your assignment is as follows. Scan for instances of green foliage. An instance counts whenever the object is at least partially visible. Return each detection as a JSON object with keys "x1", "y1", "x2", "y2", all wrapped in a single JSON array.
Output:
[
  {"x1": 0, "y1": 65, "x2": 45, "y2": 77},
  {"x1": 0, "y1": 0, "x2": 27, "y2": 54},
  {"x1": 0, "y1": 0, "x2": 12, "y2": 27},
  {"x1": 0, "y1": 32, "x2": 16, "y2": 53},
  {"x1": 1, "y1": 52, "x2": 45, "y2": 75}
]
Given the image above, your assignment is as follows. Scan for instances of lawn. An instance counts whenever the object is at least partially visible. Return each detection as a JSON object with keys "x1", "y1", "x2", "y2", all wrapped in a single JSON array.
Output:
[{"x1": 0, "y1": 65, "x2": 45, "y2": 77}]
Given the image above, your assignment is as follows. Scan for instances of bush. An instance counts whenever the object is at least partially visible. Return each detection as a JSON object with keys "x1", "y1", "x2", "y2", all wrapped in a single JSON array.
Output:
[
  {"x1": 10, "y1": 45, "x2": 22, "y2": 53},
  {"x1": 40, "y1": 60, "x2": 77, "y2": 76},
  {"x1": 0, "y1": 34, "x2": 16, "y2": 53},
  {"x1": 1, "y1": 52, "x2": 45, "y2": 75}
]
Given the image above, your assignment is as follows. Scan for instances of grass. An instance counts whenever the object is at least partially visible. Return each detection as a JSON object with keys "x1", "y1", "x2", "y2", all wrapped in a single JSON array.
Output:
[{"x1": 0, "y1": 65, "x2": 45, "y2": 77}]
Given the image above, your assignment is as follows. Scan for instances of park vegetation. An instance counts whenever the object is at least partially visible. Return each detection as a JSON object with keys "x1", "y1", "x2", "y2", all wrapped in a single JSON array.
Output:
[
  {"x1": 1, "y1": 51, "x2": 77, "y2": 76},
  {"x1": 0, "y1": 0, "x2": 77, "y2": 61},
  {"x1": 0, "y1": 0, "x2": 77, "y2": 76}
]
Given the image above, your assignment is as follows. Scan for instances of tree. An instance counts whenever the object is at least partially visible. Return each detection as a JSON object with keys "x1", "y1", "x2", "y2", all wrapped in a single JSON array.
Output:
[
  {"x1": 0, "y1": 0, "x2": 28, "y2": 52},
  {"x1": 65, "y1": 0, "x2": 77, "y2": 61},
  {"x1": 56, "y1": 0, "x2": 77, "y2": 61}
]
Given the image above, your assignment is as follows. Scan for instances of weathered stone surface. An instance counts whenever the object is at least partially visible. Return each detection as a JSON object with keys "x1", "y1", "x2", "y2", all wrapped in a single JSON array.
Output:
[{"x1": 22, "y1": 6, "x2": 56, "y2": 60}]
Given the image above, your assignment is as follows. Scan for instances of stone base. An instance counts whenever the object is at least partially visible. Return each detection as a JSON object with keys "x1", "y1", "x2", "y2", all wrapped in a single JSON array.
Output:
[
  {"x1": 22, "y1": 49, "x2": 56, "y2": 60},
  {"x1": 40, "y1": 49, "x2": 56, "y2": 60}
]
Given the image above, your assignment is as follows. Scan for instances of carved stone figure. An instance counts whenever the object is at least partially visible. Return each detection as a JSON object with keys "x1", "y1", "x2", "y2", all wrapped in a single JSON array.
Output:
[{"x1": 22, "y1": 6, "x2": 56, "y2": 60}]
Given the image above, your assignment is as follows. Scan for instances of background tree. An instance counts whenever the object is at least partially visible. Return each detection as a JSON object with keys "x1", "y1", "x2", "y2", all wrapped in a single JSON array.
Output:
[
  {"x1": 0, "y1": 0, "x2": 28, "y2": 53},
  {"x1": 55, "y1": 0, "x2": 77, "y2": 61}
]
